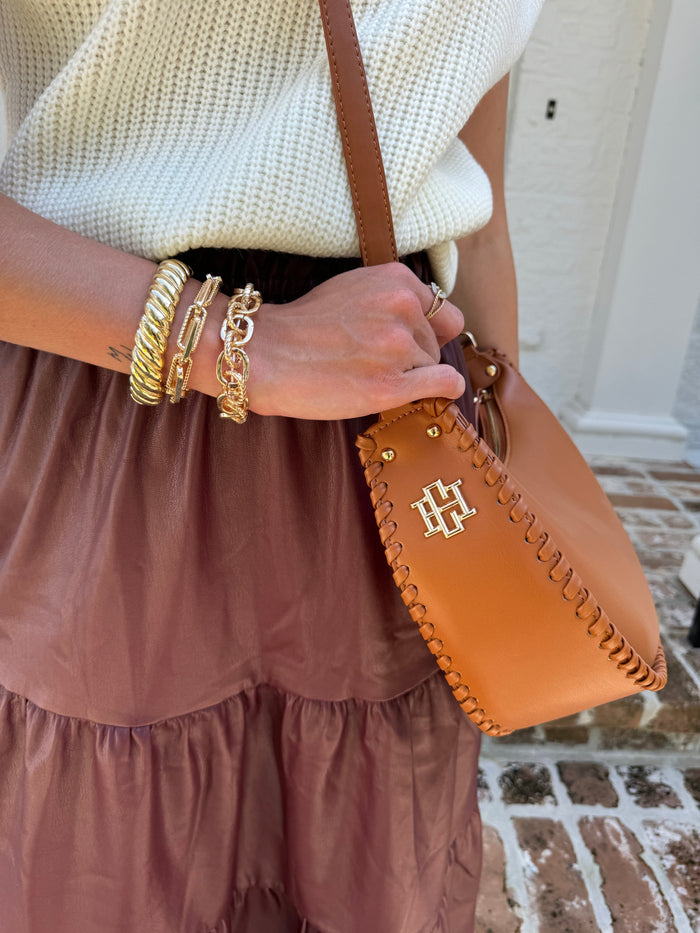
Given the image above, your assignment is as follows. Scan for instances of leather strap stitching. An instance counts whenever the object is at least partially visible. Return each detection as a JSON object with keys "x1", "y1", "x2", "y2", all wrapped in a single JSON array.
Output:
[
  {"x1": 320, "y1": 0, "x2": 369, "y2": 263},
  {"x1": 341, "y1": 0, "x2": 397, "y2": 263},
  {"x1": 318, "y1": 0, "x2": 398, "y2": 266}
]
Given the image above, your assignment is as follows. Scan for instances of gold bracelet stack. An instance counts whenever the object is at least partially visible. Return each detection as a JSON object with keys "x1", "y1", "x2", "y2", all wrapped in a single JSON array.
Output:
[
  {"x1": 216, "y1": 283, "x2": 262, "y2": 423},
  {"x1": 130, "y1": 258, "x2": 191, "y2": 405},
  {"x1": 165, "y1": 274, "x2": 222, "y2": 403}
]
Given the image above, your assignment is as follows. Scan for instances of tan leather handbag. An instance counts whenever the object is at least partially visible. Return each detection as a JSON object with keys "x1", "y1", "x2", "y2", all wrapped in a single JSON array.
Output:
[{"x1": 319, "y1": 0, "x2": 667, "y2": 735}]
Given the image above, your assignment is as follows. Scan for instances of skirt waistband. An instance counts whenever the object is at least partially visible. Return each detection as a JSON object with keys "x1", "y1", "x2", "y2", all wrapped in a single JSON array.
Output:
[{"x1": 170, "y1": 247, "x2": 433, "y2": 302}]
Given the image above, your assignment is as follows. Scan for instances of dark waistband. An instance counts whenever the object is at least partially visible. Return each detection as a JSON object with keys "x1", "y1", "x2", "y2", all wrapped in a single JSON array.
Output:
[{"x1": 170, "y1": 247, "x2": 432, "y2": 304}]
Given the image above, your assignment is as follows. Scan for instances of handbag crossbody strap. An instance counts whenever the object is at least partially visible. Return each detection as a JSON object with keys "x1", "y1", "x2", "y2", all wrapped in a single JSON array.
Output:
[{"x1": 318, "y1": 0, "x2": 398, "y2": 267}]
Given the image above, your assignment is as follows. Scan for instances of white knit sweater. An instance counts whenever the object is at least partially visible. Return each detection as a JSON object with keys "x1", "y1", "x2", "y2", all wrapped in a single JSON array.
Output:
[{"x1": 0, "y1": 0, "x2": 543, "y2": 290}]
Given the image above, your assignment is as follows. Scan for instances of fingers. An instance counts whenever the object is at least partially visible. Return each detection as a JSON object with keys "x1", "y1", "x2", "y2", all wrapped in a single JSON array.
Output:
[
  {"x1": 380, "y1": 264, "x2": 464, "y2": 349},
  {"x1": 420, "y1": 286, "x2": 464, "y2": 348},
  {"x1": 402, "y1": 286, "x2": 464, "y2": 361},
  {"x1": 371, "y1": 268, "x2": 466, "y2": 404},
  {"x1": 424, "y1": 282, "x2": 447, "y2": 322},
  {"x1": 396, "y1": 363, "x2": 466, "y2": 403}
]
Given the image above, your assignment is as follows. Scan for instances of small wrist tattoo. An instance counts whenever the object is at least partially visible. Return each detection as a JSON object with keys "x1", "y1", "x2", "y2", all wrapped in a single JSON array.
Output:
[{"x1": 107, "y1": 344, "x2": 133, "y2": 363}]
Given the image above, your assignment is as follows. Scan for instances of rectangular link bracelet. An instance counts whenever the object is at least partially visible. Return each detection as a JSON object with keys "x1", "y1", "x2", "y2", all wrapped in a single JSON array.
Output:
[{"x1": 165, "y1": 274, "x2": 222, "y2": 403}]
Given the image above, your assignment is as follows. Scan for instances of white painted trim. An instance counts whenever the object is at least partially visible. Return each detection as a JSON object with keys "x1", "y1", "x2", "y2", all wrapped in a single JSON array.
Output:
[
  {"x1": 574, "y1": 0, "x2": 672, "y2": 408},
  {"x1": 574, "y1": 0, "x2": 671, "y2": 406},
  {"x1": 560, "y1": 0, "x2": 700, "y2": 462},
  {"x1": 684, "y1": 446, "x2": 700, "y2": 469},
  {"x1": 679, "y1": 534, "x2": 700, "y2": 599},
  {"x1": 561, "y1": 397, "x2": 688, "y2": 460}
]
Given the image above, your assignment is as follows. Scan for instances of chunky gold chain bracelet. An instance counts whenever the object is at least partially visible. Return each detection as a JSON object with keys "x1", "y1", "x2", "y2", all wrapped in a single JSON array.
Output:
[
  {"x1": 216, "y1": 283, "x2": 262, "y2": 423},
  {"x1": 165, "y1": 274, "x2": 222, "y2": 403},
  {"x1": 130, "y1": 258, "x2": 192, "y2": 405}
]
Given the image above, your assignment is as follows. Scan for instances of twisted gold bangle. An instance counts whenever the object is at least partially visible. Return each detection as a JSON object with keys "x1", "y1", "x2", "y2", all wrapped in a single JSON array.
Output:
[
  {"x1": 165, "y1": 274, "x2": 222, "y2": 403},
  {"x1": 130, "y1": 259, "x2": 192, "y2": 405},
  {"x1": 216, "y1": 283, "x2": 262, "y2": 423}
]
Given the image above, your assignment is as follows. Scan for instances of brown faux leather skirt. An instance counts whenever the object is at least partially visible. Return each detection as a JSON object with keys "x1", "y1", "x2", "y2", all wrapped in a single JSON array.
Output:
[{"x1": 0, "y1": 249, "x2": 482, "y2": 933}]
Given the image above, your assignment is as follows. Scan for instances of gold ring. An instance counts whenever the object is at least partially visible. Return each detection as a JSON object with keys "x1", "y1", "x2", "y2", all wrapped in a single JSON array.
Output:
[{"x1": 425, "y1": 281, "x2": 447, "y2": 321}]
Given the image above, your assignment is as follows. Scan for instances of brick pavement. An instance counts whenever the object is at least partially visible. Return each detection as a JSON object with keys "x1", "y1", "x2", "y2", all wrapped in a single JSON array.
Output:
[{"x1": 475, "y1": 458, "x2": 700, "y2": 932}]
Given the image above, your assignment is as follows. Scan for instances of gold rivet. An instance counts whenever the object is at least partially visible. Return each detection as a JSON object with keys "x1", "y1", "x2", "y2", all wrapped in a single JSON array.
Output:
[
  {"x1": 485, "y1": 364, "x2": 498, "y2": 377},
  {"x1": 381, "y1": 448, "x2": 396, "y2": 462},
  {"x1": 426, "y1": 424, "x2": 442, "y2": 438}
]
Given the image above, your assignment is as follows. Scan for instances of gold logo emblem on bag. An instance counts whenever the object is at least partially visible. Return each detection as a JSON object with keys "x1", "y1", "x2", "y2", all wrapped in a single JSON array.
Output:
[{"x1": 411, "y1": 479, "x2": 477, "y2": 539}]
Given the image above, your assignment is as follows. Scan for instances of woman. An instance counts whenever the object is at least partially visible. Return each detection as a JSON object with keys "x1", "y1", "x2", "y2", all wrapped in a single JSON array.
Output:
[{"x1": 0, "y1": 1, "x2": 542, "y2": 930}]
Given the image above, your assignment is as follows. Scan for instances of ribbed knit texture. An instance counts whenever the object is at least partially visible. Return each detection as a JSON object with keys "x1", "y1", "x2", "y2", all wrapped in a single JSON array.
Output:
[{"x1": 0, "y1": 0, "x2": 543, "y2": 290}]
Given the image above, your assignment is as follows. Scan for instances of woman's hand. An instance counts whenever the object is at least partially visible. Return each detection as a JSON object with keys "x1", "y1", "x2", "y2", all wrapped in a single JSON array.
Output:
[
  {"x1": 0, "y1": 195, "x2": 465, "y2": 421},
  {"x1": 243, "y1": 263, "x2": 466, "y2": 420}
]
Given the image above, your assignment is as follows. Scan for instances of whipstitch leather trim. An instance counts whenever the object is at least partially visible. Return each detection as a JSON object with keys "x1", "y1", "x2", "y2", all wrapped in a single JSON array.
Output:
[{"x1": 357, "y1": 400, "x2": 668, "y2": 737}]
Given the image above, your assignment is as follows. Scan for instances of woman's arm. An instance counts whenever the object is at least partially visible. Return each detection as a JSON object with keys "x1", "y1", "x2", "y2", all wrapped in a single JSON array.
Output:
[
  {"x1": 0, "y1": 193, "x2": 218, "y2": 386},
  {"x1": 0, "y1": 193, "x2": 465, "y2": 418},
  {"x1": 449, "y1": 72, "x2": 520, "y2": 364}
]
